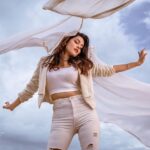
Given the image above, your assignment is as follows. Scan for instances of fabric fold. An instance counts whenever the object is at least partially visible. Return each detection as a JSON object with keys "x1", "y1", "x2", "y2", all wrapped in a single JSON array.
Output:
[
  {"x1": 43, "y1": 0, "x2": 135, "y2": 19},
  {"x1": 0, "y1": 16, "x2": 83, "y2": 55},
  {"x1": 88, "y1": 49, "x2": 150, "y2": 147}
]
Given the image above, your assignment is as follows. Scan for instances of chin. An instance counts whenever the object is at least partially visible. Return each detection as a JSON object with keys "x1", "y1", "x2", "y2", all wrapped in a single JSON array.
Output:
[
  {"x1": 70, "y1": 52, "x2": 77, "y2": 57},
  {"x1": 74, "y1": 53, "x2": 79, "y2": 57}
]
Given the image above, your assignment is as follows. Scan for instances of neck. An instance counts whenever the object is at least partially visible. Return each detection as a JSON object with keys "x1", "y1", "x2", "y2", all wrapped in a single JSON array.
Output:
[{"x1": 59, "y1": 53, "x2": 70, "y2": 67}]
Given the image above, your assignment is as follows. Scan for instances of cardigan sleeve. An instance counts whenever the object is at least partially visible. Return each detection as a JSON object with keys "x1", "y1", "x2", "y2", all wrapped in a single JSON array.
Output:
[
  {"x1": 91, "y1": 63, "x2": 116, "y2": 77},
  {"x1": 18, "y1": 57, "x2": 45, "y2": 103}
]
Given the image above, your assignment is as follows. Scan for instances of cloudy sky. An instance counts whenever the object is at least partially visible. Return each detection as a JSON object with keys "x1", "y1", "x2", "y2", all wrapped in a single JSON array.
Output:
[{"x1": 0, "y1": 0, "x2": 150, "y2": 150}]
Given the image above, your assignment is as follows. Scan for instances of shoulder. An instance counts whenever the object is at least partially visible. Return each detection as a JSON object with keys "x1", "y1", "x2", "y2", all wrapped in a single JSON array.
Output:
[
  {"x1": 39, "y1": 56, "x2": 48, "y2": 63},
  {"x1": 40, "y1": 56, "x2": 48, "y2": 61},
  {"x1": 35, "y1": 56, "x2": 48, "y2": 67}
]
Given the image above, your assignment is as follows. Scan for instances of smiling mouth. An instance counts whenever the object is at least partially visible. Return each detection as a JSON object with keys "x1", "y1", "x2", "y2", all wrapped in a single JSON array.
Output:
[{"x1": 74, "y1": 48, "x2": 78, "y2": 53}]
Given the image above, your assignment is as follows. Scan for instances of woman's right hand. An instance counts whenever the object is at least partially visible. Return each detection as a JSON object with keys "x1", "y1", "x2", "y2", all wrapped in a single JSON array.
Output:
[
  {"x1": 137, "y1": 48, "x2": 148, "y2": 65},
  {"x1": 3, "y1": 101, "x2": 14, "y2": 111}
]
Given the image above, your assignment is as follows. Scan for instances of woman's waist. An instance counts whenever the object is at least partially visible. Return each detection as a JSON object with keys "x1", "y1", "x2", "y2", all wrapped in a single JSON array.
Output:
[{"x1": 50, "y1": 90, "x2": 82, "y2": 101}]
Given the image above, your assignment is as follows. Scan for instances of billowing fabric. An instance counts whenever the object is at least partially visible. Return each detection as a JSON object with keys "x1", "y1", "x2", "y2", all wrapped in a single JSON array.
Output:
[
  {"x1": 1, "y1": 0, "x2": 150, "y2": 148},
  {"x1": 43, "y1": 0, "x2": 135, "y2": 19},
  {"x1": 0, "y1": 16, "x2": 83, "y2": 55},
  {"x1": 90, "y1": 49, "x2": 150, "y2": 148},
  {"x1": 0, "y1": 0, "x2": 136, "y2": 54}
]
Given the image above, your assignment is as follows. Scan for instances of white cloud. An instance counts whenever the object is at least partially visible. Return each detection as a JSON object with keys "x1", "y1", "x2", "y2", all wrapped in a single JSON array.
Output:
[
  {"x1": 83, "y1": 13, "x2": 138, "y2": 62},
  {"x1": 143, "y1": 11, "x2": 150, "y2": 29},
  {"x1": 101, "y1": 123, "x2": 147, "y2": 150}
]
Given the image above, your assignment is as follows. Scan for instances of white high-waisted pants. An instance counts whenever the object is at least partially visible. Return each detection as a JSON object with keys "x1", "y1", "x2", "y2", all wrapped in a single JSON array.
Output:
[{"x1": 47, "y1": 94, "x2": 100, "y2": 150}]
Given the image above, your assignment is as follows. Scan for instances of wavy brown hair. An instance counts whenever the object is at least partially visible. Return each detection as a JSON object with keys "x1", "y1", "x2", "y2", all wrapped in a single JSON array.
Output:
[{"x1": 42, "y1": 32, "x2": 94, "y2": 76}]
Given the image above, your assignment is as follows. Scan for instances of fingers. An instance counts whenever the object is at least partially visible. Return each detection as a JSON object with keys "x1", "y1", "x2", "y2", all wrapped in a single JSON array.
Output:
[
  {"x1": 137, "y1": 48, "x2": 148, "y2": 65},
  {"x1": 3, "y1": 105, "x2": 8, "y2": 109},
  {"x1": 138, "y1": 48, "x2": 148, "y2": 57},
  {"x1": 3, "y1": 101, "x2": 14, "y2": 111},
  {"x1": 3, "y1": 104, "x2": 8, "y2": 109},
  {"x1": 3, "y1": 101, "x2": 10, "y2": 109},
  {"x1": 3, "y1": 105, "x2": 13, "y2": 111},
  {"x1": 139, "y1": 48, "x2": 146, "y2": 53},
  {"x1": 138, "y1": 50, "x2": 144, "y2": 56},
  {"x1": 143, "y1": 53, "x2": 147, "y2": 61},
  {"x1": 3, "y1": 101, "x2": 10, "y2": 106},
  {"x1": 5, "y1": 101, "x2": 9, "y2": 105},
  {"x1": 142, "y1": 51, "x2": 147, "y2": 58}
]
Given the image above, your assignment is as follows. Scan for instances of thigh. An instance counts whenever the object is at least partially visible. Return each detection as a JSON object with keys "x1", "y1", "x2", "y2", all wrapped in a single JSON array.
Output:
[
  {"x1": 47, "y1": 127, "x2": 74, "y2": 150},
  {"x1": 78, "y1": 111, "x2": 100, "y2": 150},
  {"x1": 47, "y1": 101, "x2": 75, "y2": 150}
]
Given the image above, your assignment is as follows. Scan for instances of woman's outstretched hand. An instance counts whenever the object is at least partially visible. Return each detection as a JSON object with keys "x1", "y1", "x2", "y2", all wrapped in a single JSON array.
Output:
[
  {"x1": 137, "y1": 48, "x2": 148, "y2": 65},
  {"x1": 3, "y1": 101, "x2": 14, "y2": 111},
  {"x1": 3, "y1": 97, "x2": 21, "y2": 111},
  {"x1": 113, "y1": 48, "x2": 148, "y2": 73}
]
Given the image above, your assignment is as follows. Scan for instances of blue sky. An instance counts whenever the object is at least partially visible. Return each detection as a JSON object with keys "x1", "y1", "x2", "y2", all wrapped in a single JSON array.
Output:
[{"x1": 0, "y1": 0, "x2": 150, "y2": 150}]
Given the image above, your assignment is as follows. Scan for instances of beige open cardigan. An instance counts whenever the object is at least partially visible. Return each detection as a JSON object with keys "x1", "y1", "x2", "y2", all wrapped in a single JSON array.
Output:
[{"x1": 18, "y1": 56, "x2": 115, "y2": 109}]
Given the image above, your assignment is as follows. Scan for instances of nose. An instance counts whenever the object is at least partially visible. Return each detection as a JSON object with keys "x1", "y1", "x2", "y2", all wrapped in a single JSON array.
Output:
[{"x1": 76, "y1": 45, "x2": 81, "y2": 50}]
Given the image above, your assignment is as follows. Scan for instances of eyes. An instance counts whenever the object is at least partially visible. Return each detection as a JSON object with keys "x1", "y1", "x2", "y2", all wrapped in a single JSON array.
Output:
[{"x1": 74, "y1": 40, "x2": 84, "y2": 49}]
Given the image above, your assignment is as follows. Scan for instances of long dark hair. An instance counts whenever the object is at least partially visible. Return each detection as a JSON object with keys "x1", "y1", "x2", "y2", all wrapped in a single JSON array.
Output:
[{"x1": 42, "y1": 32, "x2": 94, "y2": 76}]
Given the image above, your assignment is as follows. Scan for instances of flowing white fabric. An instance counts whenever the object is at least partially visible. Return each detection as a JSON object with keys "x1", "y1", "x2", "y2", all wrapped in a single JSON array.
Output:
[
  {"x1": 0, "y1": 16, "x2": 83, "y2": 54},
  {"x1": 0, "y1": 0, "x2": 136, "y2": 54},
  {"x1": 89, "y1": 47, "x2": 150, "y2": 147},
  {"x1": 43, "y1": 0, "x2": 135, "y2": 19},
  {"x1": 1, "y1": 0, "x2": 150, "y2": 148}
]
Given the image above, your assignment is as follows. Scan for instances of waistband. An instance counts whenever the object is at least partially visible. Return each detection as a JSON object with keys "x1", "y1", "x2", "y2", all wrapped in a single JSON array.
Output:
[{"x1": 53, "y1": 94, "x2": 83, "y2": 105}]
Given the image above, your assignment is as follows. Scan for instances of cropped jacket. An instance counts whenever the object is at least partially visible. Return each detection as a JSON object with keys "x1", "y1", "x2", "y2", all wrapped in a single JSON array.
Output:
[{"x1": 18, "y1": 57, "x2": 115, "y2": 109}]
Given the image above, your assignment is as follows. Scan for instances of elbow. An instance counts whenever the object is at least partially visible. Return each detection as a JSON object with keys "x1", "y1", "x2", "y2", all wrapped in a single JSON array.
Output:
[
  {"x1": 112, "y1": 65, "x2": 120, "y2": 73},
  {"x1": 112, "y1": 66, "x2": 117, "y2": 73},
  {"x1": 104, "y1": 66, "x2": 116, "y2": 76}
]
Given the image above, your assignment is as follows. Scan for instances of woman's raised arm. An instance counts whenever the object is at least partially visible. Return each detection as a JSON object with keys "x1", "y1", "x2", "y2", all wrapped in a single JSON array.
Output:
[
  {"x1": 113, "y1": 48, "x2": 147, "y2": 73},
  {"x1": 92, "y1": 48, "x2": 147, "y2": 77}
]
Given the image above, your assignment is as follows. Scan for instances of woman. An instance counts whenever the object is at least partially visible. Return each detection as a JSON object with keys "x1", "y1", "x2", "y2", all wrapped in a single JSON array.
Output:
[{"x1": 3, "y1": 32, "x2": 147, "y2": 150}]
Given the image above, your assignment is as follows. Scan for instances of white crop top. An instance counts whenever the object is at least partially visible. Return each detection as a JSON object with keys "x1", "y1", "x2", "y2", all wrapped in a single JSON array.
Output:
[{"x1": 46, "y1": 66, "x2": 80, "y2": 95}]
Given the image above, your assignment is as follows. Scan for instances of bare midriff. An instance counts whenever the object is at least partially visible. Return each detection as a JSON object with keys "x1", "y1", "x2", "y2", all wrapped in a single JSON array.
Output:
[{"x1": 50, "y1": 90, "x2": 82, "y2": 101}]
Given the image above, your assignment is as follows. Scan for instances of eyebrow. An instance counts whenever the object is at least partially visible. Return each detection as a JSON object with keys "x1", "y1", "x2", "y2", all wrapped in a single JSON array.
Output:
[{"x1": 76, "y1": 38, "x2": 84, "y2": 47}]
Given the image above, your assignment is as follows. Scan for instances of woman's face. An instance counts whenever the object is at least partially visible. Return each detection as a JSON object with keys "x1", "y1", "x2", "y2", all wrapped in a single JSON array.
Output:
[{"x1": 65, "y1": 35, "x2": 84, "y2": 57}]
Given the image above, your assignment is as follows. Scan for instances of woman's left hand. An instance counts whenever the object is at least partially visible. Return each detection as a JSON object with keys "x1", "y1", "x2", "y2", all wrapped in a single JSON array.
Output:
[{"x1": 137, "y1": 48, "x2": 148, "y2": 65}]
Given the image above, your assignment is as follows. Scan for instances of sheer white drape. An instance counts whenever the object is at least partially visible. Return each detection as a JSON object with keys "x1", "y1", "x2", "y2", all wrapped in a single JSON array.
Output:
[
  {"x1": 0, "y1": 16, "x2": 83, "y2": 54},
  {"x1": 1, "y1": 0, "x2": 150, "y2": 148},
  {"x1": 0, "y1": 0, "x2": 136, "y2": 54},
  {"x1": 89, "y1": 47, "x2": 150, "y2": 147},
  {"x1": 43, "y1": 0, "x2": 135, "y2": 19}
]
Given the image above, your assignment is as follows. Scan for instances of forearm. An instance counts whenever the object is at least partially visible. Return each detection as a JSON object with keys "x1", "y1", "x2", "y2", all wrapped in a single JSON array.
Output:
[
  {"x1": 113, "y1": 61, "x2": 140, "y2": 73},
  {"x1": 11, "y1": 97, "x2": 22, "y2": 110}
]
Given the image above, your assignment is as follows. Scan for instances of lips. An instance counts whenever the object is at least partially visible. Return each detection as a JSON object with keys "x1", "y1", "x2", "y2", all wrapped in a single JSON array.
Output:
[{"x1": 74, "y1": 48, "x2": 78, "y2": 53}]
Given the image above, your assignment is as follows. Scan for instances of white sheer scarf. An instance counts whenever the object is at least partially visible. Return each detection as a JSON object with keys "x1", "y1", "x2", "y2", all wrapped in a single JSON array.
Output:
[
  {"x1": 89, "y1": 48, "x2": 150, "y2": 148},
  {"x1": 1, "y1": 0, "x2": 150, "y2": 148}
]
